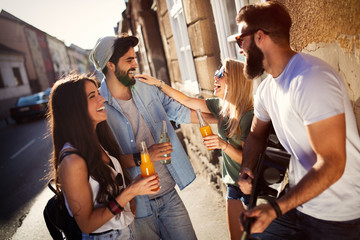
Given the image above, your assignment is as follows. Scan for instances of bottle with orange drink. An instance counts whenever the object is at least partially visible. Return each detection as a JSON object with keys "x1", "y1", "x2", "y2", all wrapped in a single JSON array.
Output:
[
  {"x1": 196, "y1": 109, "x2": 213, "y2": 148},
  {"x1": 140, "y1": 141, "x2": 156, "y2": 177},
  {"x1": 140, "y1": 141, "x2": 159, "y2": 191}
]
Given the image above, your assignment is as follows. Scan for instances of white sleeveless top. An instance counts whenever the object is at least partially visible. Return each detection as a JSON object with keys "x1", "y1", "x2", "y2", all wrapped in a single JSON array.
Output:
[{"x1": 61, "y1": 143, "x2": 134, "y2": 233}]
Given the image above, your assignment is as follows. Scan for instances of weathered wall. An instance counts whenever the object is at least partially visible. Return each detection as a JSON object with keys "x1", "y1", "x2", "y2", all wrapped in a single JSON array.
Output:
[
  {"x1": 279, "y1": 0, "x2": 360, "y2": 131},
  {"x1": 24, "y1": 27, "x2": 49, "y2": 91},
  {"x1": 46, "y1": 35, "x2": 71, "y2": 80},
  {"x1": 126, "y1": 0, "x2": 170, "y2": 84},
  {"x1": 155, "y1": 0, "x2": 224, "y2": 194},
  {"x1": 0, "y1": 17, "x2": 38, "y2": 90},
  {"x1": 155, "y1": 0, "x2": 181, "y2": 85}
]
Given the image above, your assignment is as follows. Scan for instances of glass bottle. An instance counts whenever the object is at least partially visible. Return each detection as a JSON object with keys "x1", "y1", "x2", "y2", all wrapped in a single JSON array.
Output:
[
  {"x1": 196, "y1": 109, "x2": 213, "y2": 138},
  {"x1": 159, "y1": 120, "x2": 171, "y2": 164},
  {"x1": 140, "y1": 141, "x2": 156, "y2": 177}
]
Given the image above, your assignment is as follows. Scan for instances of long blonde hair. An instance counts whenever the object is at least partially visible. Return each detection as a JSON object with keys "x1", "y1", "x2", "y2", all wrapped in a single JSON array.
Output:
[{"x1": 220, "y1": 59, "x2": 253, "y2": 138}]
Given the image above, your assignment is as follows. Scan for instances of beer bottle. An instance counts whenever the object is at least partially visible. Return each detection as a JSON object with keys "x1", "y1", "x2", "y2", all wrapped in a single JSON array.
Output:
[
  {"x1": 140, "y1": 141, "x2": 156, "y2": 177},
  {"x1": 159, "y1": 120, "x2": 171, "y2": 164},
  {"x1": 196, "y1": 109, "x2": 213, "y2": 138}
]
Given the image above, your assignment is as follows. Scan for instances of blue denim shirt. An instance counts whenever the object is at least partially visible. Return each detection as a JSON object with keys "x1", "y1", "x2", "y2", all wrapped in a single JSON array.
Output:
[{"x1": 99, "y1": 79, "x2": 196, "y2": 218}]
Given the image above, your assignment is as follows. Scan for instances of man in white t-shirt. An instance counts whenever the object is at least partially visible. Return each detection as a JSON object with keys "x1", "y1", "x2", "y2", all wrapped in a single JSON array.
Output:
[{"x1": 235, "y1": 1, "x2": 360, "y2": 239}]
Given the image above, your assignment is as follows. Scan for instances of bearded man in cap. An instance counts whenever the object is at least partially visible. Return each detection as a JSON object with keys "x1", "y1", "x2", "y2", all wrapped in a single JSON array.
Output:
[{"x1": 89, "y1": 33, "x2": 198, "y2": 240}]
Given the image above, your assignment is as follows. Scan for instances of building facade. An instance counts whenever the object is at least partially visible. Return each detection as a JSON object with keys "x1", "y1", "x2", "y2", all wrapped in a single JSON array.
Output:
[
  {"x1": 122, "y1": 0, "x2": 360, "y2": 196},
  {"x1": 0, "y1": 10, "x2": 90, "y2": 124}
]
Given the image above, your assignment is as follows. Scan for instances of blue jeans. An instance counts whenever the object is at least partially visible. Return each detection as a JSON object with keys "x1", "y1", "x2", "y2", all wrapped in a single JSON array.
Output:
[
  {"x1": 252, "y1": 208, "x2": 360, "y2": 240},
  {"x1": 81, "y1": 224, "x2": 134, "y2": 240},
  {"x1": 227, "y1": 184, "x2": 250, "y2": 206},
  {"x1": 134, "y1": 188, "x2": 197, "y2": 240}
]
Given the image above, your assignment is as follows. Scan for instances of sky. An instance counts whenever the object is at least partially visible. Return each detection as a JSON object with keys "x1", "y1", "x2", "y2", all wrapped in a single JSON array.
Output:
[{"x1": 0, "y1": 0, "x2": 126, "y2": 50}]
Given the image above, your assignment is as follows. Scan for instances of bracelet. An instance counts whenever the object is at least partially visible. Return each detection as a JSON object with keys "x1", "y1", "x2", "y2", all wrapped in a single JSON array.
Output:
[
  {"x1": 107, "y1": 199, "x2": 123, "y2": 215},
  {"x1": 268, "y1": 199, "x2": 282, "y2": 218},
  {"x1": 223, "y1": 142, "x2": 229, "y2": 151},
  {"x1": 157, "y1": 80, "x2": 165, "y2": 90}
]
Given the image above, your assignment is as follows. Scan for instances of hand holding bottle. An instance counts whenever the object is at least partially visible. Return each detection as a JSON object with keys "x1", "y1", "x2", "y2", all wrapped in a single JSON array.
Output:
[
  {"x1": 129, "y1": 174, "x2": 160, "y2": 195},
  {"x1": 147, "y1": 143, "x2": 173, "y2": 162},
  {"x1": 203, "y1": 134, "x2": 228, "y2": 151}
]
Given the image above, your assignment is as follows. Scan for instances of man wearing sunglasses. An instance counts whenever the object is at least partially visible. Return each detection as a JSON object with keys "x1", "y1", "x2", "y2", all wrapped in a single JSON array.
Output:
[{"x1": 235, "y1": 1, "x2": 360, "y2": 239}]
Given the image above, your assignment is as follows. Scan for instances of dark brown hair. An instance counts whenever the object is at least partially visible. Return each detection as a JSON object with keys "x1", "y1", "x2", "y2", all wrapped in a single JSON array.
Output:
[
  {"x1": 102, "y1": 33, "x2": 139, "y2": 76},
  {"x1": 236, "y1": 1, "x2": 292, "y2": 45},
  {"x1": 48, "y1": 74, "x2": 130, "y2": 203}
]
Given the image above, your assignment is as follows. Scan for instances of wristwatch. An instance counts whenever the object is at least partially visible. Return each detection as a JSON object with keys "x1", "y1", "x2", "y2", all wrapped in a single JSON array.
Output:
[
  {"x1": 133, "y1": 152, "x2": 141, "y2": 166},
  {"x1": 157, "y1": 80, "x2": 165, "y2": 90}
]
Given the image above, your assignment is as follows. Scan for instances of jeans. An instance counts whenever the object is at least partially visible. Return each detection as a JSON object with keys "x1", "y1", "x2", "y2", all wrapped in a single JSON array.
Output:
[
  {"x1": 81, "y1": 224, "x2": 134, "y2": 240},
  {"x1": 227, "y1": 184, "x2": 250, "y2": 206},
  {"x1": 252, "y1": 208, "x2": 360, "y2": 240},
  {"x1": 134, "y1": 188, "x2": 197, "y2": 240}
]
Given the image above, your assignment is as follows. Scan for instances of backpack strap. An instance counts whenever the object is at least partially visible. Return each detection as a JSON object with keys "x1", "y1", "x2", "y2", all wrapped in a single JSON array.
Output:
[
  {"x1": 48, "y1": 150, "x2": 84, "y2": 195},
  {"x1": 47, "y1": 179, "x2": 57, "y2": 195}
]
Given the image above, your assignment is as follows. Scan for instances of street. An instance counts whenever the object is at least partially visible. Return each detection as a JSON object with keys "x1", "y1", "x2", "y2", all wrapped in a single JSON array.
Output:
[{"x1": 0, "y1": 118, "x2": 52, "y2": 240}]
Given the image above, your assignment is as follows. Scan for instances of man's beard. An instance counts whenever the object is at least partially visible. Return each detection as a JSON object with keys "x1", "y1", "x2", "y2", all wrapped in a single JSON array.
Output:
[
  {"x1": 244, "y1": 35, "x2": 265, "y2": 80},
  {"x1": 115, "y1": 66, "x2": 136, "y2": 86}
]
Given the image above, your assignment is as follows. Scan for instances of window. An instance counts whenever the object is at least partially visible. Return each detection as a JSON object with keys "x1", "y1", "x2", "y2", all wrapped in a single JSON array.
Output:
[
  {"x1": 12, "y1": 67, "x2": 23, "y2": 86},
  {"x1": 166, "y1": 0, "x2": 199, "y2": 94},
  {"x1": 212, "y1": 0, "x2": 266, "y2": 93},
  {"x1": 136, "y1": 25, "x2": 152, "y2": 75},
  {"x1": 211, "y1": 0, "x2": 247, "y2": 62}
]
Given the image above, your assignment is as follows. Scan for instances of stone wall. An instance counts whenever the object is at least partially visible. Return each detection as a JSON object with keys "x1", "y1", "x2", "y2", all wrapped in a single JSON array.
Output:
[
  {"x1": 279, "y1": 0, "x2": 360, "y2": 131},
  {"x1": 155, "y1": 0, "x2": 224, "y2": 195},
  {"x1": 155, "y1": 0, "x2": 360, "y2": 198}
]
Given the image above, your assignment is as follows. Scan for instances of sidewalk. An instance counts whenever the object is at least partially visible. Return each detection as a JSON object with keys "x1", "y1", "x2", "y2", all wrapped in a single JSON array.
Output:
[{"x1": 11, "y1": 173, "x2": 229, "y2": 240}]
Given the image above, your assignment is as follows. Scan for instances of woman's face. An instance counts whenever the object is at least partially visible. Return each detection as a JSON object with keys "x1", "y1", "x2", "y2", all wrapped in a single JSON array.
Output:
[
  {"x1": 213, "y1": 67, "x2": 227, "y2": 98},
  {"x1": 84, "y1": 81, "x2": 106, "y2": 127}
]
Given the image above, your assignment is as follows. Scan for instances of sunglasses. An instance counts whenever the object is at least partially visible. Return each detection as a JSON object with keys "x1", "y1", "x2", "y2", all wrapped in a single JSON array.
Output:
[
  {"x1": 235, "y1": 29, "x2": 269, "y2": 48},
  {"x1": 214, "y1": 68, "x2": 226, "y2": 79}
]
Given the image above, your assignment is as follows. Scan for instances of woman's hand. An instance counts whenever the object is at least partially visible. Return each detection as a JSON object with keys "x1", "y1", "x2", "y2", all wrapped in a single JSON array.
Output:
[
  {"x1": 135, "y1": 74, "x2": 161, "y2": 87},
  {"x1": 129, "y1": 174, "x2": 160, "y2": 196},
  {"x1": 203, "y1": 134, "x2": 227, "y2": 150}
]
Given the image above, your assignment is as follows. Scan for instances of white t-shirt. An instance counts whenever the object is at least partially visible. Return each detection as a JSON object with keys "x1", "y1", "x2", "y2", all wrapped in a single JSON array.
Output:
[{"x1": 254, "y1": 53, "x2": 360, "y2": 221}]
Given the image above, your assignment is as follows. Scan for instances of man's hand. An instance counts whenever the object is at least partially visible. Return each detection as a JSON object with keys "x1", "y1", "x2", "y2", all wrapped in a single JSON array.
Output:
[
  {"x1": 148, "y1": 142, "x2": 173, "y2": 162},
  {"x1": 239, "y1": 203, "x2": 277, "y2": 234},
  {"x1": 237, "y1": 167, "x2": 254, "y2": 195}
]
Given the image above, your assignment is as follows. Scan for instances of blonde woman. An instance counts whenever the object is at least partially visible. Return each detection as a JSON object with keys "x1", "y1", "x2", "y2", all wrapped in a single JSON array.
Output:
[{"x1": 136, "y1": 58, "x2": 254, "y2": 240}]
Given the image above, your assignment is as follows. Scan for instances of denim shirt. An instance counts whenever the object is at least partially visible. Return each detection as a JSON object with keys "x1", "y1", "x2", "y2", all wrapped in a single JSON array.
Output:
[{"x1": 99, "y1": 79, "x2": 196, "y2": 218}]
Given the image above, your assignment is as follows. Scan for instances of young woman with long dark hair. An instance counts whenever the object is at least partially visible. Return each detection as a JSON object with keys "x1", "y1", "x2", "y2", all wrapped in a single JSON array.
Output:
[{"x1": 48, "y1": 74, "x2": 159, "y2": 239}]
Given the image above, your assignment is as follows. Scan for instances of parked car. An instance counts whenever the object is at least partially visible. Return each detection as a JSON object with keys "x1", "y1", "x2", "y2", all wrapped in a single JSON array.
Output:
[{"x1": 10, "y1": 91, "x2": 49, "y2": 124}]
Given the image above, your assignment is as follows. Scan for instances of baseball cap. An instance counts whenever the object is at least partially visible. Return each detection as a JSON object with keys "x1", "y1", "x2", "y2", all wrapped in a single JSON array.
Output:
[{"x1": 89, "y1": 36, "x2": 117, "y2": 71}]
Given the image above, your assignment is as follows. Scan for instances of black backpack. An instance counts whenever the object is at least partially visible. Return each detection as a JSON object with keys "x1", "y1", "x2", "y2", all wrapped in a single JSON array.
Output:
[{"x1": 43, "y1": 151, "x2": 82, "y2": 240}]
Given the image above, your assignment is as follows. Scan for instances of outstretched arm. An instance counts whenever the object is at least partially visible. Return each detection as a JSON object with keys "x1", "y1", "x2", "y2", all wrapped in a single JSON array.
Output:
[{"x1": 136, "y1": 74, "x2": 210, "y2": 113}]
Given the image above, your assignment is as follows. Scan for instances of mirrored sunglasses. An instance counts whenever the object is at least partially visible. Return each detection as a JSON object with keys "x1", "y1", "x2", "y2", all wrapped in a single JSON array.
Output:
[{"x1": 214, "y1": 68, "x2": 226, "y2": 79}]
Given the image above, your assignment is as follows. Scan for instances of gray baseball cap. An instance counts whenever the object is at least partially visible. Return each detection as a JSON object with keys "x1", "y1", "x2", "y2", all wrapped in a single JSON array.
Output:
[{"x1": 89, "y1": 36, "x2": 117, "y2": 71}]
